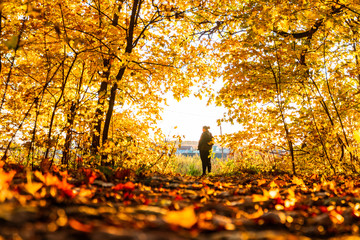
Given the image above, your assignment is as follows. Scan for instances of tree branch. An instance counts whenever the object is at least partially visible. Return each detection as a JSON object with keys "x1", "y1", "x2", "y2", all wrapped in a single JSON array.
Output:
[{"x1": 275, "y1": 5, "x2": 343, "y2": 40}]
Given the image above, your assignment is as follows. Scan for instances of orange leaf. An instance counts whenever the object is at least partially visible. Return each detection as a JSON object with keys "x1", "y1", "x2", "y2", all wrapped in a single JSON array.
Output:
[
  {"x1": 68, "y1": 219, "x2": 93, "y2": 232},
  {"x1": 123, "y1": 181, "x2": 135, "y2": 191},
  {"x1": 252, "y1": 194, "x2": 269, "y2": 202},
  {"x1": 57, "y1": 178, "x2": 76, "y2": 198},
  {"x1": 0, "y1": 170, "x2": 16, "y2": 188},
  {"x1": 34, "y1": 171, "x2": 45, "y2": 183},
  {"x1": 81, "y1": 168, "x2": 97, "y2": 184},
  {"x1": 35, "y1": 171, "x2": 60, "y2": 186},
  {"x1": 24, "y1": 170, "x2": 43, "y2": 195},
  {"x1": 257, "y1": 179, "x2": 267, "y2": 186},
  {"x1": 24, "y1": 182, "x2": 43, "y2": 195}
]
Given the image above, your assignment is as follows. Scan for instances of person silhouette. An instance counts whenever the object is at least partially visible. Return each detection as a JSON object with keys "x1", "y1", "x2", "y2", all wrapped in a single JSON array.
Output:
[{"x1": 198, "y1": 126, "x2": 213, "y2": 176}]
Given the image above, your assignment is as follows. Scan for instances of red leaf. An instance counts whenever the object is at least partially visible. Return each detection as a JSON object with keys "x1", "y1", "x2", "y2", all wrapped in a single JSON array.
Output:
[
  {"x1": 319, "y1": 206, "x2": 328, "y2": 213},
  {"x1": 113, "y1": 183, "x2": 124, "y2": 191},
  {"x1": 61, "y1": 188, "x2": 75, "y2": 198},
  {"x1": 81, "y1": 168, "x2": 97, "y2": 184},
  {"x1": 275, "y1": 197, "x2": 283, "y2": 205},
  {"x1": 123, "y1": 192, "x2": 134, "y2": 200},
  {"x1": 113, "y1": 181, "x2": 135, "y2": 192},
  {"x1": 174, "y1": 195, "x2": 184, "y2": 201}
]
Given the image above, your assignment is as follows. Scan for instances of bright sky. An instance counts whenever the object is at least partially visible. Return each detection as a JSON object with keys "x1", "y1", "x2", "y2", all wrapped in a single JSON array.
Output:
[{"x1": 157, "y1": 95, "x2": 239, "y2": 141}]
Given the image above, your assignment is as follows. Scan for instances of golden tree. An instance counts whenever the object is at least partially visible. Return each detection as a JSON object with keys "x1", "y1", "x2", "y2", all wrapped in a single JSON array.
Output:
[
  {"x1": 0, "y1": 0, "x2": 213, "y2": 169},
  {"x1": 201, "y1": 0, "x2": 360, "y2": 174}
]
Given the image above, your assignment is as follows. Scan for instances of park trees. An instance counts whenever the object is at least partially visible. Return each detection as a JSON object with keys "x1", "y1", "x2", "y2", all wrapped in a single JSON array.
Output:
[
  {"x1": 0, "y1": 0, "x2": 212, "y2": 169},
  {"x1": 1, "y1": 0, "x2": 360, "y2": 174},
  {"x1": 201, "y1": 0, "x2": 360, "y2": 174}
]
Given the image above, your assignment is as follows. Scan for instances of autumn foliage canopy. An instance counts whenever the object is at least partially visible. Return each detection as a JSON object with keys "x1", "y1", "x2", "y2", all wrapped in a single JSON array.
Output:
[{"x1": 0, "y1": 0, "x2": 360, "y2": 175}]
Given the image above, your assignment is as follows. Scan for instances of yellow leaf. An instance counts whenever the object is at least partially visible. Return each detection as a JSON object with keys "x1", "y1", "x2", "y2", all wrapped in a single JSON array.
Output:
[
  {"x1": 207, "y1": 189, "x2": 215, "y2": 195},
  {"x1": 292, "y1": 176, "x2": 305, "y2": 186},
  {"x1": 269, "y1": 181, "x2": 278, "y2": 188},
  {"x1": 164, "y1": 206, "x2": 197, "y2": 228},
  {"x1": 252, "y1": 194, "x2": 269, "y2": 202},
  {"x1": 24, "y1": 182, "x2": 43, "y2": 195},
  {"x1": 263, "y1": 188, "x2": 280, "y2": 199},
  {"x1": 325, "y1": 21, "x2": 334, "y2": 29},
  {"x1": 278, "y1": 19, "x2": 289, "y2": 31},
  {"x1": 35, "y1": 171, "x2": 60, "y2": 186},
  {"x1": 354, "y1": 130, "x2": 360, "y2": 143}
]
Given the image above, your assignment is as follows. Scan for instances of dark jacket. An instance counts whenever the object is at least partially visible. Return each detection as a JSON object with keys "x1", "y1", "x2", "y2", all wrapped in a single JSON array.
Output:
[{"x1": 198, "y1": 130, "x2": 214, "y2": 151}]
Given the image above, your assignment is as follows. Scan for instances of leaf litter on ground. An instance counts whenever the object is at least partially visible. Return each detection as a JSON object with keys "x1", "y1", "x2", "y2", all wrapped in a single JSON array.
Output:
[{"x1": 1, "y1": 162, "x2": 360, "y2": 239}]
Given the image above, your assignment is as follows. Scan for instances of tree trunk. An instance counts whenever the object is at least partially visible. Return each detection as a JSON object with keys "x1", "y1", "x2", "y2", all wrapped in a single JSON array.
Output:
[
  {"x1": 101, "y1": 0, "x2": 140, "y2": 164},
  {"x1": 91, "y1": 81, "x2": 108, "y2": 155},
  {"x1": 27, "y1": 97, "x2": 40, "y2": 168},
  {"x1": 44, "y1": 53, "x2": 77, "y2": 159},
  {"x1": 62, "y1": 102, "x2": 76, "y2": 166},
  {"x1": 269, "y1": 48, "x2": 296, "y2": 175}
]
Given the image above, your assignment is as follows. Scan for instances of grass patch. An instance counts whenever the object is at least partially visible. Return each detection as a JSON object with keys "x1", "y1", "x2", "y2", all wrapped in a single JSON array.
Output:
[
  {"x1": 173, "y1": 155, "x2": 202, "y2": 176},
  {"x1": 172, "y1": 155, "x2": 234, "y2": 176},
  {"x1": 172, "y1": 154, "x2": 294, "y2": 177}
]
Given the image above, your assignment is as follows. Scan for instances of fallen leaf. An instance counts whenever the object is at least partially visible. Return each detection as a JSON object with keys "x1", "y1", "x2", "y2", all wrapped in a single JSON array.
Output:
[
  {"x1": 113, "y1": 181, "x2": 135, "y2": 191},
  {"x1": 68, "y1": 219, "x2": 93, "y2": 232},
  {"x1": 292, "y1": 176, "x2": 305, "y2": 187},
  {"x1": 164, "y1": 206, "x2": 197, "y2": 229},
  {"x1": 24, "y1": 182, "x2": 43, "y2": 196}
]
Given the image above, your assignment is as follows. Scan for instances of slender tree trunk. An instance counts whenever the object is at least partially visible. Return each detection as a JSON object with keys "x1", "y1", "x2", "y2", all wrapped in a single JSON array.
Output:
[
  {"x1": 62, "y1": 102, "x2": 76, "y2": 165},
  {"x1": 101, "y1": 83, "x2": 117, "y2": 165},
  {"x1": 298, "y1": 43, "x2": 337, "y2": 173},
  {"x1": 269, "y1": 47, "x2": 296, "y2": 175},
  {"x1": 27, "y1": 97, "x2": 39, "y2": 168},
  {"x1": 101, "y1": 0, "x2": 141, "y2": 164},
  {"x1": 62, "y1": 63, "x2": 85, "y2": 166},
  {"x1": 91, "y1": 70, "x2": 109, "y2": 155},
  {"x1": 0, "y1": 47, "x2": 18, "y2": 114},
  {"x1": 323, "y1": 40, "x2": 352, "y2": 165},
  {"x1": 273, "y1": 72, "x2": 296, "y2": 175},
  {"x1": 90, "y1": 0, "x2": 116, "y2": 156},
  {"x1": 44, "y1": 53, "x2": 77, "y2": 159},
  {"x1": 303, "y1": 82, "x2": 335, "y2": 172}
]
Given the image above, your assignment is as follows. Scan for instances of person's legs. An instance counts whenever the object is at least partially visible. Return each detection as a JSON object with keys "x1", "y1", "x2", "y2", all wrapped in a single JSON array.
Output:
[
  {"x1": 207, "y1": 155, "x2": 211, "y2": 173},
  {"x1": 206, "y1": 150, "x2": 211, "y2": 173},
  {"x1": 200, "y1": 150, "x2": 207, "y2": 175}
]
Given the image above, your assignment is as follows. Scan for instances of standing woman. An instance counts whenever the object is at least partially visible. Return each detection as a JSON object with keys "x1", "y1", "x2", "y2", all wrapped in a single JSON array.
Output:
[{"x1": 198, "y1": 126, "x2": 214, "y2": 176}]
